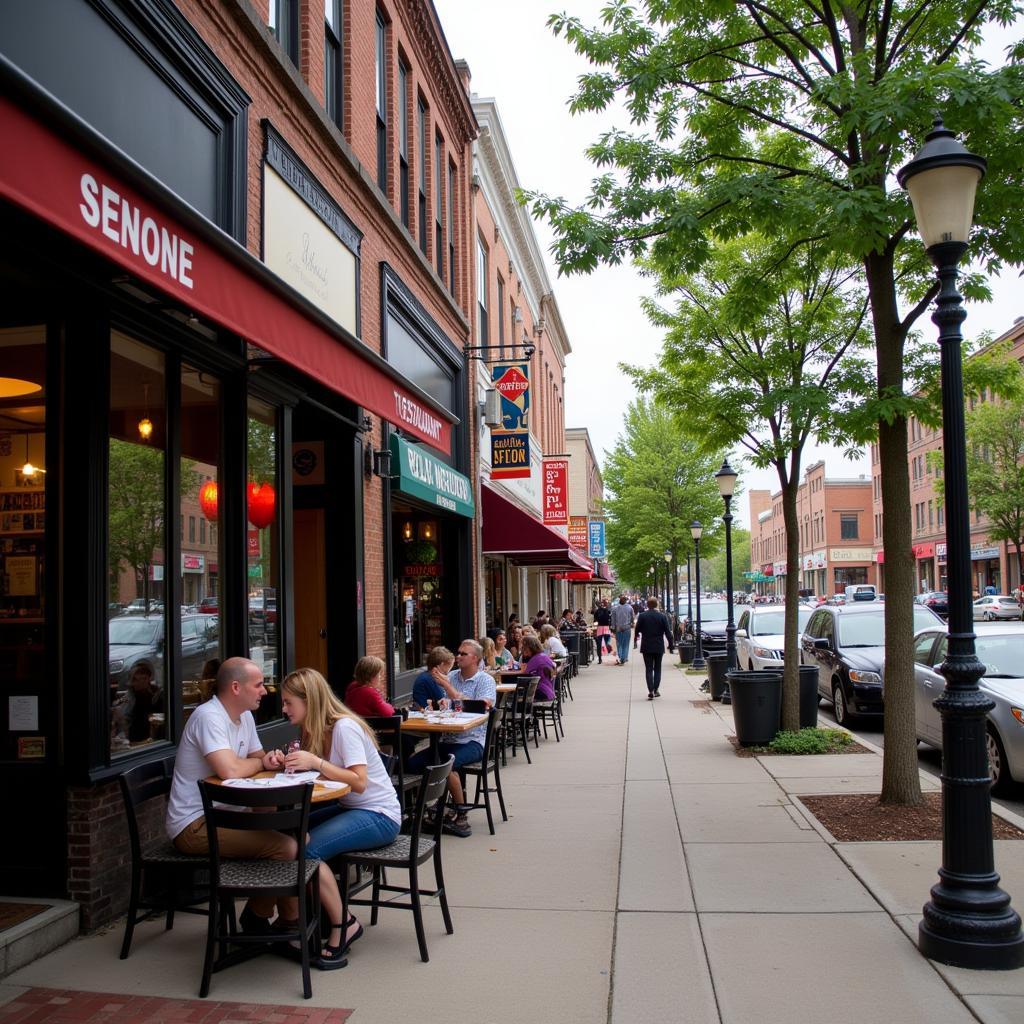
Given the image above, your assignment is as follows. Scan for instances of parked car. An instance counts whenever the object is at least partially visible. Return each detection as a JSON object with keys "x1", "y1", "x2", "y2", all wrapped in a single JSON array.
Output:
[
  {"x1": 801, "y1": 602, "x2": 944, "y2": 725},
  {"x1": 973, "y1": 595, "x2": 1022, "y2": 621},
  {"x1": 736, "y1": 605, "x2": 814, "y2": 671},
  {"x1": 685, "y1": 600, "x2": 730, "y2": 654},
  {"x1": 198, "y1": 596, "x2": 219, "y2": 614},
  {"x1": 108, "y1": 613, "x2": 220, "y2": 694},
  {"x1": 121, "y1": 597, "x2": 164, "y2": 615},
  {"x1": 913, "y1": 622, "x2": 1024, "y2": 792},
  {"x1": 915, "y1": 591, "x2": 949, "y2": 618}
]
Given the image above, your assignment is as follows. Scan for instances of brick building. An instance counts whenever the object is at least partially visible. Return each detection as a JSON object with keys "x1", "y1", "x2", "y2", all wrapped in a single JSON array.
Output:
[{"x1": 0, "y1": 0, "x2": 486, "y2": 926}]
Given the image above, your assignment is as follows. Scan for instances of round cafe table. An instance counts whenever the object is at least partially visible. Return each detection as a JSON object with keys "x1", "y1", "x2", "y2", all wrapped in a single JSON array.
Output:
[{"x1": 205, "y1": 770, "x2": 350, "y2": 803}]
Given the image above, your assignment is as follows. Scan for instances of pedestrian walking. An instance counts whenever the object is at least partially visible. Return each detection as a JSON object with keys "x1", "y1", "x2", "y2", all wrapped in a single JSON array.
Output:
[
  {"x1": 593, "y1": 598, "x2": 613, "y2": 664},
  {"x1": 609, "y1": 594, "x2": 635, "y2": 666},
  {"x1": 633, "y1": 597, "x2": 674, "y2": 699}
]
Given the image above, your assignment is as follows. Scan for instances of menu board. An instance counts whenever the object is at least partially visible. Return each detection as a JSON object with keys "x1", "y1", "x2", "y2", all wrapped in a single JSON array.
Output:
[{"x1": 0, "y1": 489, "x2": 45, "y2": 534}]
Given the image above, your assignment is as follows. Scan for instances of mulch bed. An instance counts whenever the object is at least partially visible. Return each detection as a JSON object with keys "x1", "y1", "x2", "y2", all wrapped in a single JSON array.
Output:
[
  {"x1": 801, "y1": 792, "x2": 1024, "y2": 841},
  {"x1": 0, "y1": 902, "x2": 49, "y2": 930},
  {"x1": 728, "y1": 734, "x2": 873, "y2": 757}
]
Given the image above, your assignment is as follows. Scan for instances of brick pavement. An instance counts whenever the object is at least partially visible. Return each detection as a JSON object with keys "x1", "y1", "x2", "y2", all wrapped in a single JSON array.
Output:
[{"x1": 0, "y1": 990, "x2": 352, "y2": 1024}]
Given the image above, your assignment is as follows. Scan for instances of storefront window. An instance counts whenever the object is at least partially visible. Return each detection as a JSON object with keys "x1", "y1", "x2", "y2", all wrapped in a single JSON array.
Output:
[
  {"x1": 392, "y1": 502, "x2": 445, "y2": 674},
  {"x1": 108, "y1": 333, "x2": 167, "y2": 755},
  {"x1": 247, "y1": 397, "x2": 280, "y2": 720},
  {"x1": 181, "y1": 364, "x2": 222, "y2": 724}
]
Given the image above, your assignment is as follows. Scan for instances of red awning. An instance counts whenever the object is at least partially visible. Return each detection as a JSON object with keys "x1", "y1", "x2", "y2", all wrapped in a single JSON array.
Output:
[
  {"x1": 482, "y1": 485, "x2": 592, "y2": 571},
  {"x1": 0, "y1": 93, "x2": 453, "y2": 453}
]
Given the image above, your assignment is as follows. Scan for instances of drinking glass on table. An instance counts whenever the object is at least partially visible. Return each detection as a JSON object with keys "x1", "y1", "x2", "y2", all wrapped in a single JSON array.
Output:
[
  {"x1": 284, "y1": 738, "x2": 300, "y2": 774},
  {"x1": 438, "y1": 698, "x2": 451, "y2": 717},
  {"x1": 453, "y1": 699, "x2": 463, "y2": 715}
]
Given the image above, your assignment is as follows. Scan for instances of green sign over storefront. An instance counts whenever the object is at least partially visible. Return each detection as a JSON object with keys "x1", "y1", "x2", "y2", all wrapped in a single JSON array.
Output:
[{"x1": 389, "y1": 434, "x2": 475, "y2": 518}]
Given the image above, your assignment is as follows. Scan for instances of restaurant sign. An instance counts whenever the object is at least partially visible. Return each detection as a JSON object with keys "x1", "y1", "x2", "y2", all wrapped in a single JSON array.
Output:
[
  {"x1": 588, "y1": 520, "x2": 607, "y2": 559},
  {"x1": 490, "y1": 431, "x2": 530, "y2": 480},
  {"x1": 568, "y1": 516, "x2": 589, "y2": 553},
  {"x1": 389, "y1": 434, "x2": 474, "y2": 518},
  {"x1": 542, "y1": 459, "x2": 569, "y2": 526},
  {"x1": 490, "y1": 362, "x2": 531, "y2": 480}
]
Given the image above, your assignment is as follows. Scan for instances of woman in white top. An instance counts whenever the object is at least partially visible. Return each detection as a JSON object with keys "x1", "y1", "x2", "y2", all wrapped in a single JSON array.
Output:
[
  {"x1": 282, "y1": 668, "x2": 402, "y2": 966},
  {"x1": 540, "y1": 623, "x2": 568, "y2": 658}
]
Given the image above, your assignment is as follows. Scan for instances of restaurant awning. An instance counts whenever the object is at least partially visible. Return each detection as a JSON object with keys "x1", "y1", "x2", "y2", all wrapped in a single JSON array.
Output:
[
  {"x1": 0, "y1": 84, "x2": 454, "y2": 453},
  {"x1": 482, "y1": 484, "x2": 591, "y2": 571}
]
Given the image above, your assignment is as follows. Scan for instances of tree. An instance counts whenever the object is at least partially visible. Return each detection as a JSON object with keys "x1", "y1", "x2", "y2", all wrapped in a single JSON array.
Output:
[
  {"x1": 603, "y1": 399, "x2": 725, "y2": 592},
  {"x1": 527, "y1": 1, "x2": 1024, "y2": 804},
  {"x1": 627, "y1": 234, "x2": 871, "y2": 730},
  {"x1": 703, "y1": 528, "x2": 751, "y2": 592},
  {"x1": 965, "y1": 390, "x2": 1024, "y2": 590}
]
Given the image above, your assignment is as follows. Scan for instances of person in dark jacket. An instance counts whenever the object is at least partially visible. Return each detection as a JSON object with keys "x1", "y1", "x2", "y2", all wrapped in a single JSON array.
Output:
[{"x1": 633, "y1": 597, "x2": 675, "y2": 699}]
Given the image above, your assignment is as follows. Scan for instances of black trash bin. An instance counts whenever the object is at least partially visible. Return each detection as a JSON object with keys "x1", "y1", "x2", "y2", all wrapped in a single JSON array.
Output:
[
  {"x1": 706, "y1": 653, "x2": 729, "y2": 701},
  {"x1": 678, "y1": 641, "x2": 695, "y2": 665},
  {"x1": 727, "y1": 669, "x2": 782, "y2": 746},
  {"x1": 799, "y1": 665, "x2": 820, "y2": 730}
]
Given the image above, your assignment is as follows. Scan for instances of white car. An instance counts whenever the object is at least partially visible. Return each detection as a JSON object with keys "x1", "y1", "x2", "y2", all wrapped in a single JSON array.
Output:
[
  {"x1": 973, "y1": 595, "x2": 1022, "y2": 621},
  {"x1": 736, "y1": 604, "x2": 814, "y2": 671}
]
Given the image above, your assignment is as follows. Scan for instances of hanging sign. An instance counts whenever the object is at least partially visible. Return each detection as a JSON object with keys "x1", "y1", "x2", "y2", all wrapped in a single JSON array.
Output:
[
  {"x1": 542, "y1": 459, "x2": 569, "y2": 525},
  {"x1": 568, "y1": 516, "x2": 589, "y2": 553},
  {"x1": 490, "y1": 431, "x2": 531, "y2": 480},
  {"x1": 490, "y1": 362, "x2": 531, "y2": 481},
  {"x1": 588, "y1": 520, "x2": 606, "y2": 559}
]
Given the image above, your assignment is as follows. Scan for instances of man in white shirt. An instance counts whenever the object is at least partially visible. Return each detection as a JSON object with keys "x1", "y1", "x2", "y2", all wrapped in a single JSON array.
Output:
[{"x1": 166, "y1": 657, "x2": 295, "y2": 932}]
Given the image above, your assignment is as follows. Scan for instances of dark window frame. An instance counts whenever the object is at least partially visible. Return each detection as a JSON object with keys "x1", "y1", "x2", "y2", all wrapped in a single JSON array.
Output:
[
  {"x1": 375, "y1": 11, "x2": 388, "y2": 193},
  {"x1": 398, "y1": 58, "x2": 410, "y2": 228},
  {"x1": 324, "y1": 0, "x2": 343, "y2": 130},
  {"x1": 417, "y1": 98, "x2": 428, "y2": 255},
  {"x1": 435, "y1": 131, "x2": 444, "y2": 278},
  {"x1": 270, "y1": 0, "x2": 299, "y2": 66},
  {"x1": 447, "y1": 160, "x2": 456, "y2": 295},
  {"x1": 840, "y1": 513, "x2": 859, "y2": 540}
]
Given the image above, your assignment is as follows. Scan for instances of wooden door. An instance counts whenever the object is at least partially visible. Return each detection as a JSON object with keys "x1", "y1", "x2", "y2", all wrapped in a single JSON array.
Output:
[{"x1": 292, "y1": 508, "x2": 328, "y2": 674}]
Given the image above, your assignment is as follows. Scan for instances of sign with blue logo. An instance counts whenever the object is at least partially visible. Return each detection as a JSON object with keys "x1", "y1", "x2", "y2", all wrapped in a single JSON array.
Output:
[{"x1": 588, "y1": 520, "x2": 606, "y2": 558}]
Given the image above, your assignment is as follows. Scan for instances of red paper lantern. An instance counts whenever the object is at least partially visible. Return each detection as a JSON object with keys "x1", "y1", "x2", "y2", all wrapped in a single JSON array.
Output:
[
  {"x1": 198, "y1": 480, "x2": 219, "y2": 521},
  {"x1": 247, "y1": 481, "x2": 276, "y2": 529}
]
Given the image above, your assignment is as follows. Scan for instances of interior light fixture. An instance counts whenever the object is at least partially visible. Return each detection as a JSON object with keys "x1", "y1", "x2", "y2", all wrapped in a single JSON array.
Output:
[
  {"x1": 20, "y1": 434, "x2": 44, "y2": 477},
  {"x1": 403, "y1": 521, "x2": 413, "y2": 541},
  {"x1": 138, "y1": 383, "x2": 153, "y2": 441},
  {"x1": 0, "y1": 377, "x2": 41, "y2": 399}
]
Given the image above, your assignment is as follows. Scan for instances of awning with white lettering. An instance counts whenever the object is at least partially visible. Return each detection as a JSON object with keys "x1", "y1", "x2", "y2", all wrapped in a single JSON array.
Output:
[{"x1": 0, "y1": 86, "x2": 455, "y2": 453}]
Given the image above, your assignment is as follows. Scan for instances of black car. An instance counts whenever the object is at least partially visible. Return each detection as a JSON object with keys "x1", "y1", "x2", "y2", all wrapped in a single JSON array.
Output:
[
  {"x1": 916, "y1": 591, "x2": 949, "y2": 618},
  {"x1": 108, "y1": 613, "x2": 220, "y2": 694},
  {"x1": 800, "y1": 602, "x2": 943, "y2": 725},
  {"x1": 685, "y1": 600, "x2": 730, "y2": 654}
]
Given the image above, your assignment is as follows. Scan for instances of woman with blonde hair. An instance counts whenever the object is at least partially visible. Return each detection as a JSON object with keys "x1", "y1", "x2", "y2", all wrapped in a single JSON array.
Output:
[
  {"x1": 479, "y1": 636, "x2": 497, "y2": 670},
  {"x1": 282, "y1": 667, "x2": 402, "y2": 965}
]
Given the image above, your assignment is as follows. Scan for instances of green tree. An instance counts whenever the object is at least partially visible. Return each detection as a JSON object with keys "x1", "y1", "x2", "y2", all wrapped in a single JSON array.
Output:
[
  {"x1": 603, "y1": 399, "x2": 725, "y2": 594},
  {"x1": 628, "y1": 234, "x2": 871, "y2": 730},
  {"x1": 703, "y1": 528, "x2": 751, "y2": 592},
  {"x1": 527, "y1": 1, "x2": 1024, "y2": 804}
]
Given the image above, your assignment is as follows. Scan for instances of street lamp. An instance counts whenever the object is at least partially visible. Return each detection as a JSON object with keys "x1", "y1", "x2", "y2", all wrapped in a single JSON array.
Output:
[
  {"x1": 664, "y1": 549, "x2": 673, "y2": 621},
  {"x1": 690, "y1": 521, "x2": 705, "y2": 670},
  {"x1": 899, "y1": 118, "x2": 1024, "y2": 969},
  {"x1": 686, "y1": 551, "x2": 693, "y2": 625},
  {"x1": 715, "y1": 458, "x2": 739, "y2": 671}
]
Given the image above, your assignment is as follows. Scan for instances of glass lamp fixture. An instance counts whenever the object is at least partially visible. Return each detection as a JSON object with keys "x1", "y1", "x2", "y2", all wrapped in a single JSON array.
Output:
[
  {"x1": 690, "y1": 521, "x2": 703, "y2": 541},
  {"x1": 402, "y1": 521, "x2": 413, "y2": 541},
  {"x1": 20, "y1": 434, "x2": 44, "y2": 478},
  {"x1": 664, "y1": 549, "x2": 672, "y2": 564},
  {"x1": 715, "y1": 458, "x2": 738, "y2": 499}
]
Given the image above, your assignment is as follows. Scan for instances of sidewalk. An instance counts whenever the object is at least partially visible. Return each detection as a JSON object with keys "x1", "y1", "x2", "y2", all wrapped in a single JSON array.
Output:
[{"x1": 2, "y1": 657, "x2": 1023, "y2": 1023}]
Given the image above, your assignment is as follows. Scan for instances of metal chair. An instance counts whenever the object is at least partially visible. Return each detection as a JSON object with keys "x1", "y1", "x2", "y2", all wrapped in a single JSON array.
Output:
[
  {"x1": 457, "y1": 704, "x2": 507, "y2": 834},
  {"x1": 334, "y1": 756, "x2": 454, "y2": 963},
  {"x1": 196, "y1": 780, "x2": 320, "y2": 999},
  {"x1": 507, "y1": 676, "x2": 540, "y2": 763},
  {"x1": 118, "y1": 760, "x2": 211, "y2": 960},
  {"x1": 534, "y1": 670, "x2": 565, "y2": 742},
  {"x1": 363, "y1": 714, "x2": 420, "y2": 811}
]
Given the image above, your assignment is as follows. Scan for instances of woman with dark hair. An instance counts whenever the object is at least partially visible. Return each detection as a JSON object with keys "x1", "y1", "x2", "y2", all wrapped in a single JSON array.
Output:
[{"x1": 520, "y1": 634, "x2": 556, "y2": 702}]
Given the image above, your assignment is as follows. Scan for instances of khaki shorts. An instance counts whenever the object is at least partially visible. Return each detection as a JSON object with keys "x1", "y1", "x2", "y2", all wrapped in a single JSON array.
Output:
[{"x1": 173, "y1": 817, "x2": 294, "y2": 860}]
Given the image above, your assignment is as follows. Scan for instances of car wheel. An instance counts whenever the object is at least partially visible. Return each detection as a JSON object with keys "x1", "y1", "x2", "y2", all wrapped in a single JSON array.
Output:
[
  {"x1": 748, "y1": 661, "x2": 755, "y2": 672},
  {"x1": 832, "y1": 680, "x2": 849, "y2": 726},
  {"x1": 984, "y1": 611, "x2": 996, "y2": 621},
  {"x1": 987, "y1": 725, "x2": 1012, "y2": 795}
]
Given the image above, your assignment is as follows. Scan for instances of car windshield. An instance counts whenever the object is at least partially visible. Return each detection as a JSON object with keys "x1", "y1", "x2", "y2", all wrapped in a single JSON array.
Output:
[
  {"x1": 751, "y1": 608, "x2": 812, "y2": 636},
  {"x1": 997, "y1": 598, "x2": 1017, "y2": 606},
  {"x1": 839, "y1": 608, "x2": 938, "y2": 647},
  {"x1": 108, "y1": 617, "x2": 162, "y2": 644},
  {"x1": 698, "y1": 602, "x2": 729, "y2": 620},
  {"x1": 976, "y1": 635, "x2": 1024, "y2": 677}
]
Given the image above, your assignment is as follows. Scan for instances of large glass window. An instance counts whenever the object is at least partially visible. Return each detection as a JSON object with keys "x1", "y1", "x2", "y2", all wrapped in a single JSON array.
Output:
[
  {"x1": 476, "y1": 236, "x2": 488, "y2": 344},
  {"x1": 448, "y1": 162, "x2": 456, "y2": 295},
  {"x1": 247, "y1": 397, "x2": 281, "y2": 721},
  {"x1": 108, "y1": 334, "x2": 167, "y2": 755},
  {"x1": 392, "y1": 503, "x2": 445, "y2": 674},
  {"x1": 375, "y1": 12, "x2": 387, "y2": 193},
  {"x1": 398, "y1": 60, "x2": 410, "y2": 228},
  {"x1": 270, "y1": 0, "x2": 298, "y2": 65},
  {"x1": 417, "y1": 99, "x2": 427, "y2": 254},
  {"x1": 325, "y1": 0, "x2": 343, "y2": 130},
  {"x1": 840, "y1": 513, "x2": 859, "y2": 539},
  {"x1": 435, "y1": 132, "x2": 444, "y2": 278}
]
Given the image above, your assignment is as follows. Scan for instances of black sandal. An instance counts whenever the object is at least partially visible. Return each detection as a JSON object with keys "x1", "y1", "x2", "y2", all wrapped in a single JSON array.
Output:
[
  {"x1": 339, "y1": 914, "x2": 364, "y2": 954},
  {"x1": 315, "y1": 925, "x2": 349, "y2": 971}
]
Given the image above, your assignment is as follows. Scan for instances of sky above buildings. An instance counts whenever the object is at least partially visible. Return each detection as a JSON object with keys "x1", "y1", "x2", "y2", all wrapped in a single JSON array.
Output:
[{"x1": 433, "y1": 0, "x2": 1023, "y2": 526}]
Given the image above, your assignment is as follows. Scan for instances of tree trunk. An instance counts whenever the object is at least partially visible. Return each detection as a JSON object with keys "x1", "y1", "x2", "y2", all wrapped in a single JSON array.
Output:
[
  {"x1": 866, "y1": 249, "x2": 924, "y2": 806},
  {"x1": 781, "y1": 478, "x2": 802, "y2": 731}
]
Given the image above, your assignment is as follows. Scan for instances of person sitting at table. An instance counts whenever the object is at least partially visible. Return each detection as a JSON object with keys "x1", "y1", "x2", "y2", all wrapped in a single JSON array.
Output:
[
  {"x1": 479, "y1": 636, "x2": 497, "y2": 671},
  {"x1": 412, "y1": 646, "x2": 455, "y2": 710},
  {"x1": 123, "y1": 663, "x2": 164, "y2": 743},
  {"x1": 507, "y1": 625, "x2": 524, "y2": 663},
  {"x1": 281, "y1": 667, "x2": 402, "y2": 966},
  {"x1": 539, "y1": 623, "x2": 568, "y2": 659},
  {"x1": 165, "y1": 657, "x2": 343, "y2": 965},
  {"x1": 557, "y1": 608, "x2": 574, "y2": 632},
  {"x1": 573, "y1": 609, "x2": 588, "y2": 629},
  {"x1": 520, "y1": 634, "x2": 557, "y2": 701},
  {"x1": 493, "y1": 630, "x2": 514, "y2": 668},
  {"x1": 406, "y1": 639, "x2": 496, "y2": 839},
  {"x1": 344, "y1": 656, "x2": 395, "y2": 718}
]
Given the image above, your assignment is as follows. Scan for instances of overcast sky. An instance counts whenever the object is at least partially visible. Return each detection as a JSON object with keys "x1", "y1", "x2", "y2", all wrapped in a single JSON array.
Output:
[{"x1": 433, "y1": 0, "x2": 1023, "y2": 527}]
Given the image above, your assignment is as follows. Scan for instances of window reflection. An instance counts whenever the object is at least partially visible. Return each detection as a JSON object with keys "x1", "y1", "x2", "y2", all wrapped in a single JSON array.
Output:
[
  {"x1": 247, "y1": 397, "x2": 280, "y2": 721},
  {"x1": 108, "y1": 333, "x2": 166, "y2": 755}
]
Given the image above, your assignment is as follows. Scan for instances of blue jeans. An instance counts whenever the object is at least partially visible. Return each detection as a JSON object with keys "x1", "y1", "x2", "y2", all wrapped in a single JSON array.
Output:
[
  {"x1": 305, "y1": 807, "x2": 400, "y2": 861},
  {"x1": 407, "y1": 740, "x2": 483, "y2": 773},
  {"x1": 615, "y1": 629, "x2": 632, "y2": 662}
]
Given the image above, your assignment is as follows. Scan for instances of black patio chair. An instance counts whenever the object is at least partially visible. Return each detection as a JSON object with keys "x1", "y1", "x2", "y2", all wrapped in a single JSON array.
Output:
[
  {"x1": 196, "y1": 780, "x2": 320, "y2": 999},
  {"x1": 507, "y1": 676, "x2": 540, "y2": 763},
  {"x1": 457, "y1": 703, "x2": 507, "y2": 834},
  {"x1": 534, "y1": 671, "x2": 565, "y2": 742},
  {"x1": 363, "y1": 714, "x2": 420, "y2": 812},
  {"x1": 118, "y1": 760, "x2": 211, "y2": 960}
]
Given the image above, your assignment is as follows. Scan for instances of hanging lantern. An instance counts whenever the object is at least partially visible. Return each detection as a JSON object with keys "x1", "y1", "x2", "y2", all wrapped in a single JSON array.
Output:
[
  {"x1": 198, "y1": 480, "x2": 219, "y2": 521},
  {"x1": 247, "y1": 481, "x2": 276, "y2": 529}
]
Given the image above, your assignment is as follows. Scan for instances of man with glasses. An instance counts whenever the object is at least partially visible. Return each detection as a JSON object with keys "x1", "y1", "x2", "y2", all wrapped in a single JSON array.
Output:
[{"x1": 406, "y1": 639, "x2": 496, "y2": 837}]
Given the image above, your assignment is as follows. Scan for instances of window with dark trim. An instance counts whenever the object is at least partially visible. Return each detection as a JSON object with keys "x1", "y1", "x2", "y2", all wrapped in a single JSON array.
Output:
[
  {"x1": 417, "y1": 99, "x2": 428, "y2": 255},
  {"x1": 398, "y1": 59, "x2": 410, "y2": 228},
  {"x1": 325, "y1": 0, "x2": 343, "y2": 130},
  {"x1": 447, "y1": 160, "x2": 456, "y2": 295},
  {"x1": 476, "y1": 236, "x2": 488, "y2": 345},
  {"x1": 840, "y1": 513, "x2": 859, "y2": 540},
  {"x1": 375, "y1": 12, "x2": 387, "y2": 193},
  {"x1": 497, "y1": 276, "x2": 505, "y2": 358},
  {"x1": 270, "y1": 0, "x2": 299, "y2": 65},
  {"x1": 435, "y1": 132, "x2": 444, "y2": 278}
]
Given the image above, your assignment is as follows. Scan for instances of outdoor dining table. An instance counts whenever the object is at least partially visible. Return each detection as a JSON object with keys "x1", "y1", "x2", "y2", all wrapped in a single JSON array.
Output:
[
  {"x1": 205, "y1": 770, "x2": 350, "y2": 803},
  {"x1": 400, "y1": 710, "x2": 488, "y2": 759}
]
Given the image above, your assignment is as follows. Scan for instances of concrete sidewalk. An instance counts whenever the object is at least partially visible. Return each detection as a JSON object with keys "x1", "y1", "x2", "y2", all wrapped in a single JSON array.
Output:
[{"x1": 2, "y1": 656, "x2": 1023, "y2": 1023}]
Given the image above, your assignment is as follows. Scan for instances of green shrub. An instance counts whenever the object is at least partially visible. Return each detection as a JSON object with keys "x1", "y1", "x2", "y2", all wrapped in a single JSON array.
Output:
[{"x1": 765, "y1": 728, "x2": 854, "y2": 755}]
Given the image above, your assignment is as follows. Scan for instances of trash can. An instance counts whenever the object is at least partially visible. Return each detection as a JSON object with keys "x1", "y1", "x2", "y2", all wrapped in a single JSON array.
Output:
[
  {"x1": 706, "y1": 653, "x2": 729, "y2": 701},
  {"x1": 678, "y1": 640, "x2": 695, "y2": 665},
  {"x1": 799, "y1": 665, "x2": 820, "y2": 730},
  {"x1": 727, "y1": 669, "x2": 782, "y2": 745}
]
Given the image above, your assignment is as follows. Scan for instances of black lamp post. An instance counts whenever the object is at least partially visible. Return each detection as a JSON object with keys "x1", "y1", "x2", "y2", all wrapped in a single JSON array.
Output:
[
  {"x1": 716, "y1": 459, "x2": 739, "y2": 671},
  {"x1": 664, "y1": 549, "x2": 673, "y2": 621},
  {"x1": 686, "y1": 552, "x2": 693, "y2": 625},
  {"x1": 691, "y1": 521, "x2": 705, "y2": 670},
  {"x1": 898, "y1": 118, "x2": 1024, "y2": 969}
]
